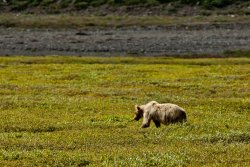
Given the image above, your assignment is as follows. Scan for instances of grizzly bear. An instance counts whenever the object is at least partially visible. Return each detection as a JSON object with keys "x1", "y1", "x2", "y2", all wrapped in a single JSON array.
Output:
[{"x1": 134, "y1": 101, "x2": 187, "y2": 128}]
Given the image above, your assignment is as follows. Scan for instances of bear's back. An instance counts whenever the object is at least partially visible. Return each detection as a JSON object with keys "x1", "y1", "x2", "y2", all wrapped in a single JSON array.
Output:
[
  {"x1": 156, "y1": 103, "x2": 187, "y2": 124},
  {"x1": 157, "y1": 103, "x2": 185, "y2": 112}
]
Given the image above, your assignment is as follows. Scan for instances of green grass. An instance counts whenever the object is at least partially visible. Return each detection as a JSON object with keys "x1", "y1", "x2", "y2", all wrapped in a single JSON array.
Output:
[
  {"x1": 0, "y1": 56, "x2": 249, "y2": 166},
  {"x1": 0, "y1": 14, "x2": 250, "y2": 29}
]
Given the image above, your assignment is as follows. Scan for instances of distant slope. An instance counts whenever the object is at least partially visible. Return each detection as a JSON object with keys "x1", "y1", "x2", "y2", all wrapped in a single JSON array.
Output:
[{"x1": 0, "y1": 0, "x2": 250, "y2": 15}]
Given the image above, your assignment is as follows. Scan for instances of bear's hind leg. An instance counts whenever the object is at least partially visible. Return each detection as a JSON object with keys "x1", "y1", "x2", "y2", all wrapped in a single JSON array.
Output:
[{"x1": 153, "y1": 120, "x2": 161, "y2": 128}]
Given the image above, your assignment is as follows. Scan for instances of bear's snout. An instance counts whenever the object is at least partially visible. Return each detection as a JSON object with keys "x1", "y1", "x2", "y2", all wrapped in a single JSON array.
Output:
[{"x1": 134, "y1": 116, "x2": 140, "y2": 121}]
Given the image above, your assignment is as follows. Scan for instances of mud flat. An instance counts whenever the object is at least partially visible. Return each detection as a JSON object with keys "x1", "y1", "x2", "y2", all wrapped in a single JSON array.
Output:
[{"x1": 0, "y1": 22, "x2": 250, "y2": 56}]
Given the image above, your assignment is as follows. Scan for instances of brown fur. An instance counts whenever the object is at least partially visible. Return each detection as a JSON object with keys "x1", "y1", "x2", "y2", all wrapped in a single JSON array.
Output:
[{"x1": 134, "y1": 101, "x2": 187, "y2": 128}]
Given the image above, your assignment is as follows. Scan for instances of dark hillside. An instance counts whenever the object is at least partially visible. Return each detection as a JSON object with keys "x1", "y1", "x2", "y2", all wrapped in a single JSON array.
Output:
[{"x1": 0, "y1": 0, "x2": 250, "y2": 15}]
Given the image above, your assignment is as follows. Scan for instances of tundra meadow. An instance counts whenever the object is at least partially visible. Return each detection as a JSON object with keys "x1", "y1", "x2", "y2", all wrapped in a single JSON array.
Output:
[
  {"x1": 0, "y1": 56, "x2": 249, "y2": 166},
  {"x1": 0, "y1": 56, "x2": 250, "y2": 167}
]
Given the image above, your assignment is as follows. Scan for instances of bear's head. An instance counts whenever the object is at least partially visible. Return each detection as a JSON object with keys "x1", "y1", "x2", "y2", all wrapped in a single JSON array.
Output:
[{"x1": 134, "y1": 105, "x2": 144, "y2": 121}]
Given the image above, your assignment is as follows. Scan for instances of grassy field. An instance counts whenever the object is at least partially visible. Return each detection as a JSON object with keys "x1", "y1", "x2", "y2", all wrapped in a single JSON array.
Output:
[{"x1": 0, "y1": 56, "x2": 249, "y2": 166}]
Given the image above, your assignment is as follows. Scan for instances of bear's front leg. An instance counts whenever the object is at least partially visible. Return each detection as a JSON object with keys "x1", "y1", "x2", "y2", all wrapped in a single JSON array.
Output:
[
  {"x1": 141, "y1": 115, "x2": 151, "y2": 128},
  {"x1": 141, "y1": 123, "x2": 150, "y2": 128}
]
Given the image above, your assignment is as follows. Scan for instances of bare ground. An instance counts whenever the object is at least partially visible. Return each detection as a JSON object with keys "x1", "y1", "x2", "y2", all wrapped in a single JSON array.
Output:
[{"x1": 0, "y1": 22, "x2": 250, "y2": 57}]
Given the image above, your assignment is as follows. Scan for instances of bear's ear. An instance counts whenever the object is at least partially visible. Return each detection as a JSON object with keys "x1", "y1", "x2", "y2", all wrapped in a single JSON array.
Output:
[
  {"x1": 135, "y1": 105, "x2": 139, "y2": 110},
  {"x1": 135, "y1": 105, "x2": 142, "y2": 111}
]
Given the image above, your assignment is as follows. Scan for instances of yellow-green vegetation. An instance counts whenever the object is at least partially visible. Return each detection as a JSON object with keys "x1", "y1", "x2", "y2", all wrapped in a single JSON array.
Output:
[
  {"x1": 0, "y1": 14, "x2": 250, "y2": 29},
  {"x1": 0, "y1": 56, "x2": 249, "y2": 166}
]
